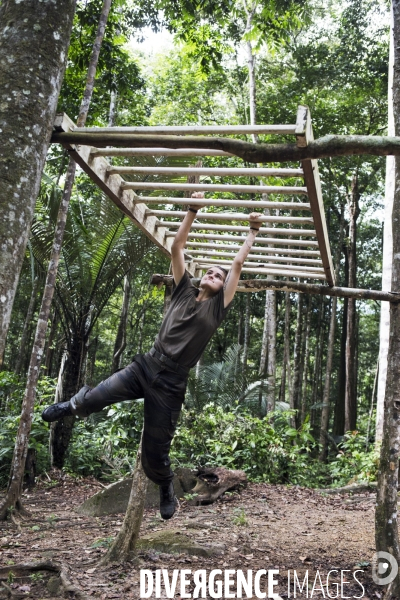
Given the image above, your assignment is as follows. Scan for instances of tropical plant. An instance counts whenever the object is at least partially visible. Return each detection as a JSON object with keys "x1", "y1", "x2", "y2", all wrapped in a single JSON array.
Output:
[
  {"x1": 30, "y1": 180, "x2": 153, "y2": 467},
  {"x1": 186, "y1": 345, "x2": 288, "y2": 416}
]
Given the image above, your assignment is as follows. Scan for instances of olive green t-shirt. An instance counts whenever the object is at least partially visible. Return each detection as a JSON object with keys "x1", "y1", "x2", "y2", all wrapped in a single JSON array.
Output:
[{"x1": 153, "y1": 272, "x2": 231, "y2": 369}]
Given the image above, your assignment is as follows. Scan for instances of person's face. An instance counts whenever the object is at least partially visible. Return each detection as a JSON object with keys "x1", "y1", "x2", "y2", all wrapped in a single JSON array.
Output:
[{"x1": 200, "y1": 267, "x2": 226, "y2": 294}]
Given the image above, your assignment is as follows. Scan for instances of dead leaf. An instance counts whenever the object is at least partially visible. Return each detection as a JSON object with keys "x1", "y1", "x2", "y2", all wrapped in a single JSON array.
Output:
[{"x1": 86, "y1": 567, "x2": 97, "y2": 574}]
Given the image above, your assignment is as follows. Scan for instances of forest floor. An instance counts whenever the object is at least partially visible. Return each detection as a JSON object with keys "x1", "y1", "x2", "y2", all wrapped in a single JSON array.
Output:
[{"x1": 0, "y1": 475, "x2": 384, "y2": 599}]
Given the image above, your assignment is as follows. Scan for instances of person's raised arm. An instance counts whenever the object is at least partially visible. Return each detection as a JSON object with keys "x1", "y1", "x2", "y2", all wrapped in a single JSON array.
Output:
[
  {"x1": 171, "y1": 192, "x2": 206, "y2": 285},
  {"x1": 223, "y1": 212, "x2": 263, "y2": 308}
]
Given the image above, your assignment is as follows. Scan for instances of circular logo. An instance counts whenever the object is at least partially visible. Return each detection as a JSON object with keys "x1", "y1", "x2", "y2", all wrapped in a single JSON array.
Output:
[{"x1": 372, "y1": 551, "x2": 399, "y2": 585}]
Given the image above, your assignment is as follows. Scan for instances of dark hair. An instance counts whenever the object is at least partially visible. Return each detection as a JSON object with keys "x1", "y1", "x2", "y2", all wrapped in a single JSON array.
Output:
[{"x1": 211, "y1": 265, "x2": 229, "y2": 279}]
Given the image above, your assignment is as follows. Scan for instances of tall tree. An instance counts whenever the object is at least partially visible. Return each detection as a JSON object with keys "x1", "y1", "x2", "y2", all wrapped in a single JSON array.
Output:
[
  {"x1": 0, "y1": 0, "x2": 76, "y2": 366},
  {"x1": 376, "y1": 9, "x2": 394, "y2": 444},
  {"x1": 0, "y1": 0, "x2": 112, "y2": 519}
]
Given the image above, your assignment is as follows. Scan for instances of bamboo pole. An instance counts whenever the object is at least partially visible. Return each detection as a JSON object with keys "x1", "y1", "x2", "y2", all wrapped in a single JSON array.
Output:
[
  {"x1": 123, "y1": 182, "x2": 308, "y2": 195},
  {"x1": 159, "y1": 221, "x2": 316, "y2": 236},
  {"x1": 166, "y1": 232, "x2": 320, "y2": 246},
  {"x1": 186, "y1": 249, "x2": 323, "y2": 265},
  {"x1": 108, "y1": 166, "x2": 303, "y2": 177},
  {"x1": 184, "y1": 241, "x2": 321, "y2": 256},
  {"x1": 150, "y1": 275, "x2": 400, "y2": 302},
  {"x1": 76, "y1": 124, "x2": 298, "y2": 135},
  {"x1": 147, "y1": 210, "x2": 313, "y2": 224},
  {"x1": 135, "y1": 196, "x2": 312, "y2": 211}
]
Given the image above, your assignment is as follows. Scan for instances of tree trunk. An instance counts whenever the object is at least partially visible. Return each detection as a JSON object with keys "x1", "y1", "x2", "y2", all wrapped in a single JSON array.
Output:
[
  {"x1": 112, "y1": 276, "x2": 130, "y2": 373},
  {"x1": 99, "y1": 438, "x2": 148, "y2": 564},
  {"x1": 0, "y1": 0, "x2": 76, "y2": 367},
  {"x1": 0, "y1": 0, "x2": 112, "y2": 518},
  {"x1": 333, "y1": 250, "x2": 349, "y2": 437},
  {"x1": 279, "y1": 292, "x2": 291, "y2": 404},
  {"x1": 44, "y1": 309, "x2": 58, "y2": 377},
  {"x1": 310, "y1": 297, "x2": 324, "y2": 430},
  {"x1": 259, "y1": 288, "x2": 276, "y2": 411},
  {"x1": 375, "y1": 5, "x2": 400, "y2": 597},
  {"x1": 300, "y1": 295, "x2": 312, "y2": 424},
  {"x1": 136, "y1": 296, "x2": 149, "y2": 354},
  {"x1": 345, "y1": 175, "x2": 360, "y2": 432},
  {"x1": 319, "y1": 206, "x2": 345, "y2": 459},
  {"x1": 50, "y1": 333, "x2": 87, "y2": 468},
  {"x1": 15, "y1": 277, "x2": 39, "y2": 375},
  {"x1": 242, "y1": 293, "x2": 251, "y2": 376},
  {"x1": 85, "y1": 335, "x2": 98, "y2": 387},
  {"x1": 289, "y1": 293, "x2": 303, "y2": 427},
  {"x1": 376, "y1": 7, "x2": 395, "y2": 445},
  {"x1": 266, "y1": 290, "x2": 276, "y2": 411}
]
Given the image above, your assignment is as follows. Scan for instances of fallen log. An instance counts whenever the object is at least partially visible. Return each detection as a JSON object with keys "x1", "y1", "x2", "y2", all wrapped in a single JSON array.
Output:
[{"x1": 189, "y1": 467, "x2": 247, "y2": 505}]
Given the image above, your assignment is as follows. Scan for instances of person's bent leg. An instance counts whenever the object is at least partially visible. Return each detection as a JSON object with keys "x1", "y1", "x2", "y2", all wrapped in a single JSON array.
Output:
[{"x1": 42, "y1": 361, "x2": 144, "y2": 422}]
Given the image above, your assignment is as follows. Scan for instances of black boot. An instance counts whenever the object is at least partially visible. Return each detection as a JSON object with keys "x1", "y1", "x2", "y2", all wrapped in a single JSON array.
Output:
[
  {"x1": 159, "y1": 482, "x2": 178, "y2": 520},
  {"x1": 41, "y1": 401, "x2": 72, "y2": 422}
]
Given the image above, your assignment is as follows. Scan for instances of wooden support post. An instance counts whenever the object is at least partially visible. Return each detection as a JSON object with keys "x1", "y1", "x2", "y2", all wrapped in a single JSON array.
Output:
[{"x1": 296, "y1": 105, "x2": 335, "y2": 285}]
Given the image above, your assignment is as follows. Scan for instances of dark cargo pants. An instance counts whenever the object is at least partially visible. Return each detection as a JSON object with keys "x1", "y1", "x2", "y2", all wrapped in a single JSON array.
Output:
[{"x1": 70, "y1": 353, "x2": 187, "y2": 486}]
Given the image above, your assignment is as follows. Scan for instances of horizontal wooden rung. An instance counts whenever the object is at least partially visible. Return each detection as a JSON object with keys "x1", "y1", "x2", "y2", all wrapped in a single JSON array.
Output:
[
  {"x1": 136, "y1": 196, "x2": 311, "y2": 211},
  {"x1": 77, "y1": 124, "x2": 298, "y2": 135},
  {"x1": 194, "y1": 257, "x2": 325, "y2": 273},
  {"x1": 108, "y1": 166, "x2": 304, "y2": 177},
  {"x1": 148, "y1": 210, "x2": 313, "y2": 224},
  {"x1": 90, "y1": 148, "x2": 234, "y2": 157},
  {"x1": 166, "y1": 232, "x2": 320, "y2": 247},
  {"x1": 184, "y1": 241, "x2": 321, "y2": 256},
  {"x1": 158, "y1": 221, "x2": 317, "y2": 237},
  {"x1": 196, "y1": 264, "x2": 327, "y2": 280},
  {"x1": 186, "y1": 250, "x2": 323, "y2": 265},
  {"x1": 122, "y1": 182, "x2": 308, "y2": 195}
]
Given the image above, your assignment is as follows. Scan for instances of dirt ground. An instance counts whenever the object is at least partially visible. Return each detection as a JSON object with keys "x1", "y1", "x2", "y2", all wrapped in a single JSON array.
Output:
[{"x1": 0, "y1": 476, "x2": 385, "y2": 599}]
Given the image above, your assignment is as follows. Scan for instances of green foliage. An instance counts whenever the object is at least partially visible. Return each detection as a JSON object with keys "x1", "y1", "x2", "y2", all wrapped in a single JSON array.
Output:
[
  {"x1": 328, "y1": 431, "x2": 379, "y2": 487},
  {"x1": 64, "y1": 400, "x2": 144, "y2": 480},
  {"x1": 232, "y1": 507, "x2": 247, "y2": 526},
  {"x1": 0, "y1": 373, "x2": 57, "y2": 487},
  {"x1": 171, "y1": 403, "x2": 322, "y2": 485},
  {"x1": 186, "y1": 345, "x2": 272, "y2": 416}
]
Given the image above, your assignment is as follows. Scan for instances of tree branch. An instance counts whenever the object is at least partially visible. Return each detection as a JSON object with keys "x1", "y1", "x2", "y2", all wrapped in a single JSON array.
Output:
[
  {"x1": 51, "y1": 132, "x2": 400, "y2": 163},
  {"x1": 150, "y1": 274, "x2": 400, "y2": 303}
]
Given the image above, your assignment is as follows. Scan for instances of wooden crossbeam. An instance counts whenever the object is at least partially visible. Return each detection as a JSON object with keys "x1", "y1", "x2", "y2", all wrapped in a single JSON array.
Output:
[
  {"x1": 136, "y1": 197, "x2": 311, "y2": 211},
  {"x1": 201, "y1": 265, "x2": 327, "y2": 280},
  {"x1": 122, "y1": 182, "x2": 308, "y2": 195},
  {"x1": 184, "y1": 241, "x2": 321, "y2": 256},
  {"x1": 148, "y1": 210, "x2": 314, "y2": 224},
  {"x1": 186, "y1": 249, "x2": 323, "y2": 265},
  {"x1": 195, "y1": 257, "x2": 325, "y2": 274},
  {"x1": 159, "y1": 221, "x2": 316, "y2": 236},
  {"x1": 76, "y1": 124, "x2": 298, "y2": 135},
  {"x1": 167, "y1": 232, "x2": 320, "y2": 247},
  {"x1": 91, "y1": 148, "x2": 234, "y2": 157},
  {"x1": 108, "y1": 166, "x2": 303, "y2": 177}
]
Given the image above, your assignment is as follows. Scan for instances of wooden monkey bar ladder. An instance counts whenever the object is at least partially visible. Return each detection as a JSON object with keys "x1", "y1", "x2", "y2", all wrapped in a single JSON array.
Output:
[{"x1": 51, "y1": 106, "x2": 335, "y2": 285}]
